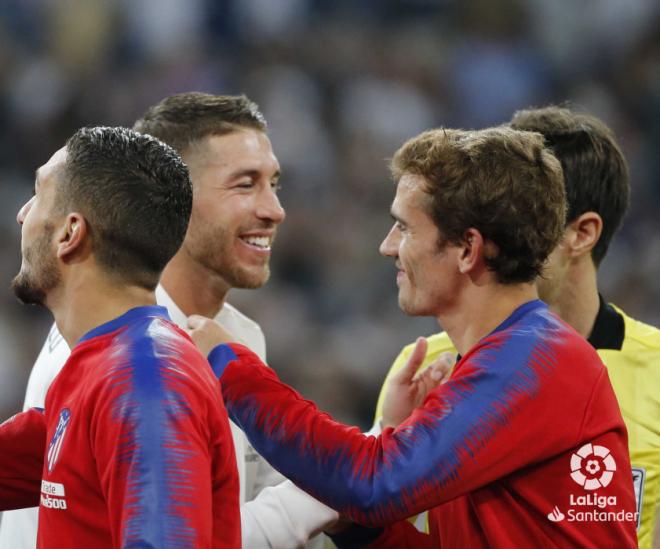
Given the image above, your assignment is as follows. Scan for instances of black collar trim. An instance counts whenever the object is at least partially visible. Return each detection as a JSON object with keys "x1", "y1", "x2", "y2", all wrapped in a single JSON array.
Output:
[{"x1": 587, "y1": 294, "x2": 625, "y2": 351}]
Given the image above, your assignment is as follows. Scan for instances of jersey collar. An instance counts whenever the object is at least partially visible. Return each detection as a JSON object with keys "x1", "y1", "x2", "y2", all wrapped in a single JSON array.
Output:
[
  {"x1": 77, "y1": 305, "x2": 170, "y2": 344},
  {"x1": 490, "y1": 299, "x2": 547, "y2": 335},
  {"x1": 455, "y1": 299, "x2": 547, "y2": 362},
  {"x1": 587, "y1": 294, "x2": 625, "y2": 350}
]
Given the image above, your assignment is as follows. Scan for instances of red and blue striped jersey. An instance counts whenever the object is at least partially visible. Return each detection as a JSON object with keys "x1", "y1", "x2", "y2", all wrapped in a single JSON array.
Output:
[
  {"x1": 211, "y1": 300, "x2": 637, "y2": 547},
  {"x1": 33, "y1": 306, "x2": 239, "y2": 548}
]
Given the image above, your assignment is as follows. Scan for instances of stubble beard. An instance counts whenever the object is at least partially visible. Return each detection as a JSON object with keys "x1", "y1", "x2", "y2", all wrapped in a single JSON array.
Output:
[
  {"x1": 190, "y1": 223, "x2": 271, "y2": 291},
  {"x1": 11, "y1": 229, "x2": 61, "y2": 306},
  {"x1": 397, "y1": 281, "x2": 417, "y2": 316},
  {"x1": 398, "y1": 294, "x2": 419, "y2": 317}
]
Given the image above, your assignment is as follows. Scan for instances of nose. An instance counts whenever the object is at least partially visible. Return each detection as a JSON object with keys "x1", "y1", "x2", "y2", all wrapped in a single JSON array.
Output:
[
  {"x1": 16, "y1": 196, "x2": 35, "y2": 225},
  {"x1": 256, "y1": 187, "x2": 286, "y2": 225},
  {"x1": 379, "y1": 224, "x2": 400, "y2": 258}
]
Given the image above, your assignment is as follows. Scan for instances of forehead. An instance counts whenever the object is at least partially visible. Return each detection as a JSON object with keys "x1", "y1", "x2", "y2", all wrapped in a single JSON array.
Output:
[
  {"x1": 190, "y1": 130, "x2": 279, "y2": 173},
  {"x1": 393, "y1": 173, "x2": 432, "y2": 214},
  {"x1": 37, "y1": 146, "x2": 67, "y2": 186}
]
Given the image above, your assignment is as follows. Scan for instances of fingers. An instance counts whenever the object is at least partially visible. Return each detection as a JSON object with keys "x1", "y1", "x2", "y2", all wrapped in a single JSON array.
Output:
[
  {"x1": 411, "y1": 350, "x2": 455, "y2": 399},
  {"x1": 397, "y1": 337, "x2": 428, "y2": 383},
  {"x1": 416, "y1": 351, "x2": 455, "y2": 383},
  {"x1": 186, "y1": 314, "x2": 207, "y2": 330}
]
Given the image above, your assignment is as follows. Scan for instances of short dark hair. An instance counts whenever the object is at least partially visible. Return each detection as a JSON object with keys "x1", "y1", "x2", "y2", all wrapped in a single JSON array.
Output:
[
  {"x1": 60, "y1": 126, "x2": 192, "y2": 289},
  {"x1": 511, "y1": 106, "x2": 630, "y2": 266},
  {"x1": 133, "y1": 92, "x2": 267, "y2": 154},
  {"x1": 391, "y1": 127, "x2": 566, "y2": 284}
]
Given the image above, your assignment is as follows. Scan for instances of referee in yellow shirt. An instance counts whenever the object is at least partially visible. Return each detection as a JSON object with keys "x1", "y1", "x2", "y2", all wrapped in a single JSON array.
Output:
[{"x1": 375, "y1": 106, "x2": 659, "y2": 548}]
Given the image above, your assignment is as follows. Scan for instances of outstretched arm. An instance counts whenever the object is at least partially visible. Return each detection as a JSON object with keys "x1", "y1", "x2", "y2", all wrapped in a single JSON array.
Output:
[
  {"x1": 205, "y1": 341, "x2": 560, "y2": 528},
  {"x1": 0, "y1": 408, "x2": 46, "y2": 510}
]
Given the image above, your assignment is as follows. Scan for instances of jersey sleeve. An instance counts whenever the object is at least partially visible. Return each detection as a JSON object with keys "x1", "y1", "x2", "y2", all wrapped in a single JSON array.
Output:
[
  {"x1": 329, "y1": 520, "x2": 435, "y2": 548},
  {"x1": 211, "y1": 341, "x2": 581, "y2": 527},
  {"x1": 0, "y1": 408, "x2": 46, "y2": 510},
  {"x1": 88, "y1": 347, "x2": 227, "y2": 548}
]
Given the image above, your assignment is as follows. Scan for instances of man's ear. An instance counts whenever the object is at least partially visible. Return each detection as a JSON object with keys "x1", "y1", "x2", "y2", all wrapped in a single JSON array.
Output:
[
  {"x1": 457, "y1": 228, "x2": 487, "y2": 275},
  {"x1": 55, "y1": 213, "x2": 88, "y2": 261},
  {"x1": 564, "y1": 212, "x2": 602, "y2": 258}
]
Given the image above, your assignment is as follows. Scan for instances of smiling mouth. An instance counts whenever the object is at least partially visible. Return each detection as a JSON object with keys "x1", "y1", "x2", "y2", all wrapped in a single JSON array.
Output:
[{"x1": 240, "y1": 235, "x2": 273, "y2": 250}]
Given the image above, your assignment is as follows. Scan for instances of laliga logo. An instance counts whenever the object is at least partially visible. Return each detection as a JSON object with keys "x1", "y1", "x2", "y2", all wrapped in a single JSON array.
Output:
[{"x1": 570, "y1": 443, "x2": 616, "y2": 490}]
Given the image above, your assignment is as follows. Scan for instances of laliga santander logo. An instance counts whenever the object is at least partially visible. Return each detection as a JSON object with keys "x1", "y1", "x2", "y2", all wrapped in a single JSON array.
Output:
[
  {"x1": 546, "y1": 443, "x2": 634, "y2": 523},
  {"x1": 570, "y1": 443, "x2": 616, "y2": 490}
]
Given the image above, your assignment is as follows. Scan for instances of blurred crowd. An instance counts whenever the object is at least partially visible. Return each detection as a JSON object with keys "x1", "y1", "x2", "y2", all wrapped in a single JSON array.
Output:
[{"x1": 0, "y1": 0, "x2": 658, "y2": 427}]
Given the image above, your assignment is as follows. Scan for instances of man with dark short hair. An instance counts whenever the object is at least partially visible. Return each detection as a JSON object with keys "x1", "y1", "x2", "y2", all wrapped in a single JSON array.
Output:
[
  {"x1": 0, "y1": 127, "x2": 240, "y2": 547},
  {"x1": 0, "y1": 93, "x2": 337, "y2": 549},
  {"x1": 190, "y1": 126, "x2": 638, "y2": 547},
  {"x1": 375, "y1": 106, "x2": 659, "y2": 548}
]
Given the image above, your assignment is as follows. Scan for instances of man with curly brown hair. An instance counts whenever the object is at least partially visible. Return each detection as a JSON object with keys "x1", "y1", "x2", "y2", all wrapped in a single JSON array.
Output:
[{"x1": 190, "y1": 126, "x2": 638, "y2": 547}]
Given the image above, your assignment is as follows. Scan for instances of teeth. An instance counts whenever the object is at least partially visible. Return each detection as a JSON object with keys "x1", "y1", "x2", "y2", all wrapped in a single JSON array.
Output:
[{"x1": 242, "y1": 236, "x2": 271, "y2": 249}]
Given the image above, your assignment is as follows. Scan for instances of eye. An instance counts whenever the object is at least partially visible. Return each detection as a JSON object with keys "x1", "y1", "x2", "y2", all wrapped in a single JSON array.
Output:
[
  {"x1": 235, "y1": 180, "x2": 254, "y2": 189},
  {"x1": 395, "y1": 220, "x2": 407, "y2": 232},
  {"x1": 271, "y1": 181, "x2": 282, "y2": 192}
]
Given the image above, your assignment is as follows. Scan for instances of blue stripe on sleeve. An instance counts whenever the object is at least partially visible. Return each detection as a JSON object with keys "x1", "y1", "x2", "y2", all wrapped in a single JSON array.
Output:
[
  {"x1": 108, "y1": 318, "x2": 197, "y2": 547},
  {"x1": 207, "y1": 344, "x2": 238, "y2": 379}
]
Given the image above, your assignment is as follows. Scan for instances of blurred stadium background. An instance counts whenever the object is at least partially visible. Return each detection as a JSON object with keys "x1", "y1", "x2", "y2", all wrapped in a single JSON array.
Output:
[{"x1": 0, "y1": 0, "x2": 658, "y2": 428}]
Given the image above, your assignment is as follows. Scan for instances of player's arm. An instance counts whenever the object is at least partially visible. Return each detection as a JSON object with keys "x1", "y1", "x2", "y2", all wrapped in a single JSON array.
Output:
[
  {"x1": 242, "y1": 480, "x2": 339, "y2": 548},
  {"x1": 0, "y1": 408, "x2": 46, "y2": 510},
  {"x1": 207, "y1": 342, "x2": 563, "y2": 527},
  {"x1": 90, "y1": 354, "x2": 224, "y2": 547},
  {"x1": 239, "y1": 340, "x2": 446, "y2": 546},
  {"x1": 328, "y1": 520, "x2": 435, "y2": 548}
]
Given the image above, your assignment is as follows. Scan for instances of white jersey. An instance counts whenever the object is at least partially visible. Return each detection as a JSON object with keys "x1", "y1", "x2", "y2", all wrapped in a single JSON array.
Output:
[{"x1": 0, "y1": 286, "x2": 337, "y2": 548}]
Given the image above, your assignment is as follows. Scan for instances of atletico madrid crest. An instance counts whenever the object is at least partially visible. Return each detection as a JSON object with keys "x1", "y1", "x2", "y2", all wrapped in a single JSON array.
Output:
[{"x1": 47, "y1": 408, "x2": 71, "y2": 473}]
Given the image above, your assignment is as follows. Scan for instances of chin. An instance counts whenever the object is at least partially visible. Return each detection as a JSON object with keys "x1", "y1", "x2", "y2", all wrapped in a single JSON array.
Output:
[
  {"x1": 398, "y1": 297, "x2": 417, "y2": 317},
  {"x1": 11, "y1": 272, "x2": 47, "y2": 306},
  {"x1": 232, "y1": 268, "x2": 270, "y2": 290}
]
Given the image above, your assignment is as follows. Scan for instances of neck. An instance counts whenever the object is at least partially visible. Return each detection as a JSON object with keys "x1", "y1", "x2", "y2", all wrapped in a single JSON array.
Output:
[
  {"x1": 547, "y1": 258, "x2": 600, "y2": 339},
  {"x1": 160, "y1": 247, "x2": 229, "y2": 318},
  {"x1": 49, "y1": 272, "x2": 156, "y2": 348},
  {"x1": 437, "y1": 281, "x2": 539, "y2": 356}
]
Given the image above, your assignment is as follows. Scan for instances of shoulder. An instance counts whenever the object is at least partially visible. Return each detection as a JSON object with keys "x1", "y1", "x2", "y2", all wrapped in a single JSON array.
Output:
[
  {"x1": 395, "y1": 331, "x2": 455, "y2": 366},
  {"x1": 468, "y1": 307, "x2": 600, "y2": 379},
  {"x1": 425, "y1": 332, "x2": 456, "y2": 358},
  {"x1": 138, "y1": 317, "x2": 211, "y2": 373},
  {"x1": 90, "y1": 318, "x2": 220, "y2": 408},
  {"x1": 217, "y1": 303, "x2": 266, "y2": 361},
  {"x1": 615, "y1": 306, "x2": 660, "y2": 352}
]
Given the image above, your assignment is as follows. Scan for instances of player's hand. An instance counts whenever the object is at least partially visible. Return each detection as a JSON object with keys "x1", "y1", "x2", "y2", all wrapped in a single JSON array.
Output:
[
  {"x1": 381, "y1": 338, "x2": 454, "y2": 429},
  {"x1": 187, "y1": 315, "x2": 237, "y2": 356},
  {"x1": 323, "y1": 515, "x2": 353, "y2": 535}
]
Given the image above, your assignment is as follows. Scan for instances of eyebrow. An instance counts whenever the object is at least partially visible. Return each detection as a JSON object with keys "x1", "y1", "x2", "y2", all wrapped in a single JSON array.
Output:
[
  {"x1": 390, "y1": 209, "x2": 406, "y2": 225},
  {"x1": 229, "y1": 168, "x2": 281, "y2": 181}
]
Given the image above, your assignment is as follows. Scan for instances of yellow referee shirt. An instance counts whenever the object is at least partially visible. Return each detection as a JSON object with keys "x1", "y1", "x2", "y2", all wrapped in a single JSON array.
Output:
[{"x1": 374, "y1": 298, "x2": 659, "y2": 548}]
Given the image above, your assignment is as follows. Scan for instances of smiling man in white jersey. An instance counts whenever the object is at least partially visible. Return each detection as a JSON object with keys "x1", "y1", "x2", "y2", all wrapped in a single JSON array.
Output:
[{"x1": 0, "y1": 92, "x2": 337, "y2": 548}]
